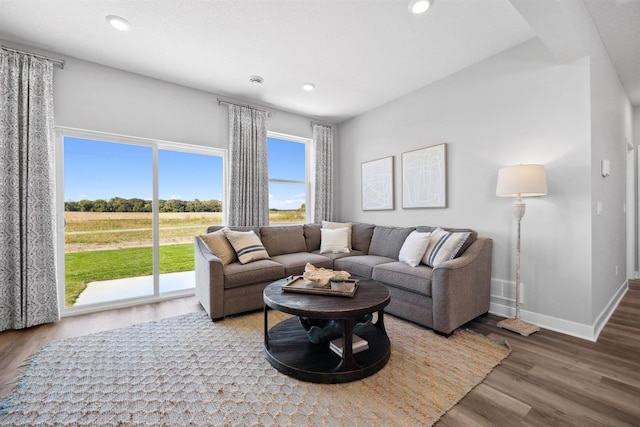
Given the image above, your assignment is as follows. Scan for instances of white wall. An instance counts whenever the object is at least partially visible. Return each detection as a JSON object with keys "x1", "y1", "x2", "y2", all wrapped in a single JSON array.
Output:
[
  {"x1": 338, "y1": 38, "x2": 595, "y2": 333},
  {"x1": 0, "y1": 39, "x2": 316, "y2": 148}
]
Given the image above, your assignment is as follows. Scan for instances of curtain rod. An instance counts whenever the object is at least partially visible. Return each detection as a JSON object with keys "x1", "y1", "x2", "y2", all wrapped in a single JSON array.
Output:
[
  {"x1": 1, "y1": 46, "x2": 65, "y2": 69},
  {"x1": 310, "y1": 121, "x2": 333, "y2": 129},
  {"x1": 217, "y1": 97, "x2": 274, "y2": 116}
]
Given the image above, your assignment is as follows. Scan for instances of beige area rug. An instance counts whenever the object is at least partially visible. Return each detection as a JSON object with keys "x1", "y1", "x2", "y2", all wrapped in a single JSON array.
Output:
[{"x1": 0, "y1": 311, "x2": 510, "y2": 426}]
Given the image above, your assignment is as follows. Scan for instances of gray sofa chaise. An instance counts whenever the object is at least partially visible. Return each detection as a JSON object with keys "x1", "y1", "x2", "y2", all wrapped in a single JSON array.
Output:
[{"x1": 194, "y1": 223, "x2": 492, "y2": 336}]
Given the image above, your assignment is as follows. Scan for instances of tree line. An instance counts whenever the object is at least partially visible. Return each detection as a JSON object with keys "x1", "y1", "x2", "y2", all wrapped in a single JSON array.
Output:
[{"x1": 65, "y1": 197, "x2": 222, "y2": 213}]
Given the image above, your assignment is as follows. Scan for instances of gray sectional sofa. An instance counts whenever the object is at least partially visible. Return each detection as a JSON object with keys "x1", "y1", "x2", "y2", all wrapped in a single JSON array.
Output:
[{"x1": 194, "y1": 223, "x2": 492, "y2": 335}]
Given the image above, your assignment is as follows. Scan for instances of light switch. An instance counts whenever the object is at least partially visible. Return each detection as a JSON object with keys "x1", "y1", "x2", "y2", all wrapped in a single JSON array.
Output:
[{"x1": 597, "y1": 201, "x2": 603, "y2": 215}]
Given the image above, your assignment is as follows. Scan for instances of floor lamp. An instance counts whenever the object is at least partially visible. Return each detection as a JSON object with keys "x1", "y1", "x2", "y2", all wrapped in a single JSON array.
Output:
[{"x1": 496, "y1": 164, "x2": 547, "y2": 336}]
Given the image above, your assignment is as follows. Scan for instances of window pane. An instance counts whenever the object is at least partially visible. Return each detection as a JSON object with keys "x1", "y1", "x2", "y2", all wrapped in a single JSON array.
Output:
[
  {"x1": 158, "y1": 150, "x2": 224, "y2": 294},
  {"x1": 268, "y1": 137, "x2": 305, "y2": 181},
  {"x1": 63, "y1": 137, "x2": 153, "y2": 307},
  {"x1": 269, "y1": 182, "x2": 306, "y2": 223}
]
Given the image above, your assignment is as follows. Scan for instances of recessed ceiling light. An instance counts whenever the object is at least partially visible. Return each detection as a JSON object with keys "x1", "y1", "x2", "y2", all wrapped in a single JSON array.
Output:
[
  {"x1": 302, "y1": 83, "x2": 315, "y2": 91},
  {"x1": 408, "y1": 0, "x2": 434, "y2": 14},
  {"x1": 106, "y1": 15, "x2": 130, "y2": 31}
]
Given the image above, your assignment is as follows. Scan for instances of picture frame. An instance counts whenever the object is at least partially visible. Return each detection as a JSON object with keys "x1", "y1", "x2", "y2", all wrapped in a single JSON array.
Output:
[
  {"x1": 361, "y1": 156, "x2": 394, "y2": 211},
  {"x1": 402, "y1": 143, "x2": 447, "y2": 209}
]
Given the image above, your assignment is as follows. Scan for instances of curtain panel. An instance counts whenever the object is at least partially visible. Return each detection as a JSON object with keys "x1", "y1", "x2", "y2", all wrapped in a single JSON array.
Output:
[
  {"x1": 312, "y1": 123, "x2": 334, "y2": 222},
  {"x1": 0, "y1": 50, "x2": 59, "y2": 331},
  {"x1": 227, "y1": 105, "x2": 269, "y2": 226}
]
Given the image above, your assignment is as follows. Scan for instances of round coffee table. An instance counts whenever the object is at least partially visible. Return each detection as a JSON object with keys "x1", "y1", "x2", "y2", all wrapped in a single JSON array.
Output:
[{"x1": 263, "y1": 276, "x2": 390, "y2": 383}]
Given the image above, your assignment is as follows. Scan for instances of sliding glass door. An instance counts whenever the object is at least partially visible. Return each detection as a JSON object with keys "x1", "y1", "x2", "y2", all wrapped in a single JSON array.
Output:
[
  {"x1": 157, "y1": 149, "x2": 224, "y2": 295},
  {"x1": 57, "y1": 129, "x2": 225, "y2": 311}
]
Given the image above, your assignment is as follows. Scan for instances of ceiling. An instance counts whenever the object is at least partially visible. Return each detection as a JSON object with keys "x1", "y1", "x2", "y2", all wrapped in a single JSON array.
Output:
[
  {"x1": 584, "y1": 0, "x2": 640, "y2": 107},
  {"x1": 0, "y1": 0, "x2": 638, "y2": 124}
]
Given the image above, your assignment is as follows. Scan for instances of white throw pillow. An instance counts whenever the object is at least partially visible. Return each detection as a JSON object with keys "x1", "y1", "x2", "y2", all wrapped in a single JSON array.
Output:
[
  {"x1": 322, "y1": 221, "x2": 352, "y2": 249},
  {"x1": 398, "y1": 231, "x2": 431, "y2": 267},
  {"x1": 320, "y1": 227, "x2": 350, "y2": 254},
  {"x1": 422, "y1": 227, "x2": 471, "y2": 267}
]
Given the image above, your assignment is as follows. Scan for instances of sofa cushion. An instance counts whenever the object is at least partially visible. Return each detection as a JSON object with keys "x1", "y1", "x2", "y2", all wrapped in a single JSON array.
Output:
[
  {"x1": 199, "y1": 229, "x2": 238, "y2": 265},
  {"x1": 398, "y1": 231, "x2": 431, "y2": 267},
  {"x1": 372, "y1": 262, "x2": 433, "y2": 296},
  {"x1": 223, "y1": 259, "x2": 285, "y2": 289},
  {"x1": 320, "y1": 227, "x2": 350, "y2": 254},
  {"x1": 311, "y1": 249, "x2": 365, "y2": 261},
  {"x1": 352, "y1": 223, "x2": 375, "y2": 254},
  {"x1": 260, "y1": 225, "x2": 307, "y2": 256},
  {"x1": 304, "y1": 223, "x2": 322, "y2": 252},
  {"x1": 270, "y1": 253, "x2": 334, "y2": 276},
  {"x1": 416, "y1": 226, "x2": 477, "y2": 257},
  {"x1": 322, "y1": 221, "x2": 352, "y2": 249},
  {"x1": 334, "y1": 255, "x2": 395, "y2": 278},
  {"x1": 368, "y1": 226, "x2": 415, "y2": 259},
  {"x1": 207, "y1": 225, "x2": 260, "y2": 236},
  {"x1": 422, "y1": 227, "x2": 471, "y2": 267},
  {"x1": 223, "y1": 229, "x2": 270, "y2": 264}
]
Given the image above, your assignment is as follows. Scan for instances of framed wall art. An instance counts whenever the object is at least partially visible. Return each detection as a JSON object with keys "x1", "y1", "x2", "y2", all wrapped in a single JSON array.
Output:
[
  {"x1": 361, "y1": 156, "x2": 394, "y2": 211},
  {"x1": 402, "y1": 143, "x2": 447, "y2": 209}
]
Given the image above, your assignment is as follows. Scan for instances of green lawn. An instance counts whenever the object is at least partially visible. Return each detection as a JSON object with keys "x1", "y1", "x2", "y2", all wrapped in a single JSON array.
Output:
[{"x1": 65, "y1": 243, "x2": 194, "y2": 307}]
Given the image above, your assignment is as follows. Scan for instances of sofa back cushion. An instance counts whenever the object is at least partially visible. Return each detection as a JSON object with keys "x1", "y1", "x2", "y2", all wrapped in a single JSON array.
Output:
[
  {"x1": 206, "y1": 225, "x2": 260, "y2": 236},
  {"x1": 368, "y1": 226, "x2": 415, "y2": 259},
  {"x1": 352, "y1": 222, "x2": 376, "y2": 253},
  {"x1": 260, "y1": 225, "x2": 307, "y2": 256},
  {"x1": 304, "y1": 223, "x2": 322, "y2": 252}
]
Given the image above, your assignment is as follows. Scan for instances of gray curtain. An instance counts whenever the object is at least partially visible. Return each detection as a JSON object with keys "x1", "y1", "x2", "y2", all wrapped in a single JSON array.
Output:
[
  {"x1": 228, "y1": 105, "x2": 269, "y2": 226},
  {"x1": 312, "y1": 123, "x2": 333, "y2": 222},
  {"x1": 0, "y1": 50, "x2": 59, "y2": 331}
]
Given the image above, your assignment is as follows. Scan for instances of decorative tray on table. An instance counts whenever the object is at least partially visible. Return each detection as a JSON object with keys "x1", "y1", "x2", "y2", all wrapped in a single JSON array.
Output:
[{"x1": 281, "y1": 276, "x2": 358, "y2": 298}]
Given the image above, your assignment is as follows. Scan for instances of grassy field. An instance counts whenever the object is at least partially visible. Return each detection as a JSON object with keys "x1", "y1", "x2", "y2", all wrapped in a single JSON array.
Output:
[
  {"x1": 64, "y1": 210, "x2": 305, "y2": 306},
  {"x1": 65, "y1": 244, "x2": 194, "y2": 306}
]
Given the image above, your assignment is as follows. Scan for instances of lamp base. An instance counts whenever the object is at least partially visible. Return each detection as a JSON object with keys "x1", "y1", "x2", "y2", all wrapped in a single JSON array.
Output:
[{"x1": 497, "y1": 317, "x2": 540, "y2": 337}]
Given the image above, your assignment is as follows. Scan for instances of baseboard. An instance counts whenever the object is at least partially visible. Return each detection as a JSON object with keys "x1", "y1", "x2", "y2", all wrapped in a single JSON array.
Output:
[
  {"x1": 592, "y1": 280, "x2": 629, "y2": 341},
  {"x1": 489, "y1": 280, "x2": 629, "y2": 342}
]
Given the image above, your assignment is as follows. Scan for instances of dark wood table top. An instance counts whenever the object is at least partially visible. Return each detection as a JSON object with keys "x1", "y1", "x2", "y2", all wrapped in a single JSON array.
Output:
[{"x1": 263, "y1": 276, "x2": 390, "y2": 319}]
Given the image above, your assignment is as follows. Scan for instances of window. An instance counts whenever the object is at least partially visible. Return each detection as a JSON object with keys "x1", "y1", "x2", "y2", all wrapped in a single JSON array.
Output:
[
  {"x1": 57, "y1": 127, "x2": 225, "y2": 313},
  {"x1": 267, "y1": 132, "x2": 311, "y2": 224}
]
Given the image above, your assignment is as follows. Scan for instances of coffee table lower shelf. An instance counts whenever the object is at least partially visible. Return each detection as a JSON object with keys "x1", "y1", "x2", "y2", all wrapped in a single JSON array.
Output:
[{"x1": 264, "y1": 317, "x2": 390, "y2": 384}]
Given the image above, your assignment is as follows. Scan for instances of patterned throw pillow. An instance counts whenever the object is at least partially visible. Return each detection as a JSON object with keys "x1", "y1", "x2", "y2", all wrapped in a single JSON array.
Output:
[
  {"x1": 422, "y1": 227, "x2": 471, "y2": 268},
  {"x1": 199, "y1": 228, "x2": 237, "y2": 265},
  {"x1": 223, "y1": 229, "x2": 270, "y2": 264},
  {"x1": 319, "y1": 227, "x2": 350, "y2": 254},
  {"x1": 398, "y1": 231, "x2": 431, "y2": 267},
  {"x1": 322, "y1": 221, "x2": 352, "y2": 249}
]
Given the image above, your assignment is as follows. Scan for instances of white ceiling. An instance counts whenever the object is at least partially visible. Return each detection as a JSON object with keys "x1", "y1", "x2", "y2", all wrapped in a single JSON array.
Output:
[
  {"x1": 0, "y1": 0, "x2": 637, "y2": 124},
  {"x1": 584, "y1": 0, "x2": 640, "y2": 107}
]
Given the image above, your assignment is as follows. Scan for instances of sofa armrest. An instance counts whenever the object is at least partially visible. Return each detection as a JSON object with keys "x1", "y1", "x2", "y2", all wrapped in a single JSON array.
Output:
[
  {"x1": 194, "y1": 236, "x2": 225, "y2": 320},
  {"x1": 430, "y1": 237, "x2": 493, "y2": 335}
]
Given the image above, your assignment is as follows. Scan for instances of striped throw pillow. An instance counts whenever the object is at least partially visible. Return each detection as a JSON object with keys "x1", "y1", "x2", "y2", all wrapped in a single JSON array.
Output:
[
  {"x1": 422, "y1": 227, "x2": 471, "y2": 268},
  {"x1": 223, "y1": 229, "x2": 270, "y2": 264}
]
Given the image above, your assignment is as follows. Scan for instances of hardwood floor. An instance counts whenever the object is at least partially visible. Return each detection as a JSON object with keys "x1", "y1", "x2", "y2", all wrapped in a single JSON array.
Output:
[
  {"x1": 1, "y1": 283, "x2": 638, "y2": 426},
  {"x1": 439, "y1": 279, "x2": 640, "y2": 426}
]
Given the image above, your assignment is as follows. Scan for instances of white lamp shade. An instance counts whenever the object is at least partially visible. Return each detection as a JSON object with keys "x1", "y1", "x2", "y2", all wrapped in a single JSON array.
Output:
[{"x1": 496, "y1": 164, "x2": 547, "y2": 197}]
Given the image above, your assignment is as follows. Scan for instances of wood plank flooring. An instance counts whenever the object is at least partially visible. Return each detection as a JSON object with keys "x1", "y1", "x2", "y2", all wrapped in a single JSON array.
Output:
[
  {"x1": 439, "y1": 279, "x2": 640, "y2": 426},
  {"x1": 0, "y1": 282, "x2": 638, "y2": 426}
]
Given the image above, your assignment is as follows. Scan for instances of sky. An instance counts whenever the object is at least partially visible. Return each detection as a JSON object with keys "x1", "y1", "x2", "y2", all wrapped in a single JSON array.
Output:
[{"x1": 64, "y1": 136, "x2": 306, "y2": 210}]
